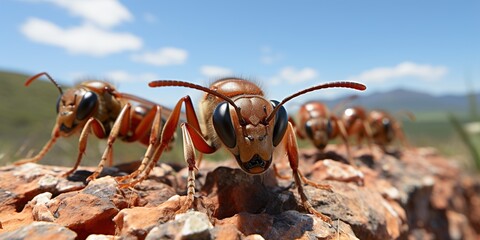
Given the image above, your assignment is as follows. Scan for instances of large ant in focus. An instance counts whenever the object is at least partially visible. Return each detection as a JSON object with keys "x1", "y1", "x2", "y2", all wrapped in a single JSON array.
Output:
[
  {"x1": 117, "y1": 77, "x2": 366, "y2": 222},
  {"x1": 294, "y1": 101, "x2": 353, "y2": 164},
  {"x1": 14, "y1": 72, "x2": 173, "y2": 180}
]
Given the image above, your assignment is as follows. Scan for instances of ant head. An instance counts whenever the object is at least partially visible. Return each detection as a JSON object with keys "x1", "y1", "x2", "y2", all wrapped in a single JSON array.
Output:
[
  {"x1": 26, "y1": 72, "x2": 100, "y2": 136},
  {"x1": 55, "y1": 87, "x2": 98, "y2": 136},
  {"x1": 212, "y1": 96, "x2": 287, "y2": 174}
]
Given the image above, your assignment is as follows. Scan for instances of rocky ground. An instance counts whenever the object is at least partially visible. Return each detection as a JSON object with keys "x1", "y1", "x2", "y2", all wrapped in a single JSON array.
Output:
[{"x1": 0, "y1": 146, "x2": 479, "y2": 240}]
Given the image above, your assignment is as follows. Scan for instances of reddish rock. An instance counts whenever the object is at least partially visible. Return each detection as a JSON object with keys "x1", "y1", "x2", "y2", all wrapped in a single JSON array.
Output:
[
  {"x1": 210, "y1": 224, "x2": 245, "y2": 240},
  {"x1": 305, "y1": 180, "x2": 392, "y2": 239},
  {"x1": 216, "y1": 211, "x2": 357, "y2": 239},
  {"x1": 46, "y1": 177, "x2": 134, "y2": 238},
  {"x1": 0, "y1": 163, "x2": 85, "y2": 230},
  {"x1": 0, "y1": 203, "x2": 34, "y2": 233},
  {"x1": 114, "y1": 195, "x2": 181, "y2": 239},
  {"x1": 309, "y1": 159, "x2": 365, "y2": 185},
  {"x1": 131, "y1": 179, "x2": 177, "y2": 207},
  {"x1": 145, "y1": 211, "x2": 214, "y2": 240},
  {"x1": 0, "y1": 221, "x2": 77, "y2": 240},
  {"x1": 31, "y1": 192, "x2": 55, "y2": 222},
  {"x1": 85, "y1": 234, "x2": 120, "y2": 240},
  {"x1": 0, "y1": 145, "x2": 479, "y2": 239},
  {"x1": 200, "y1": 167, "x2": 298, "y2": 219}
]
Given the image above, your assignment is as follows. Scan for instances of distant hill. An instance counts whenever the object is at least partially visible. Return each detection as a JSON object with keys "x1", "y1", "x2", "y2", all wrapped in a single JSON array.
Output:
[
  {"x1": 0, "y1": 70, "x2": 59, "y2": 138},
  {"x1": 316, "y1": 88, "x2": 480, "y2": 116}
]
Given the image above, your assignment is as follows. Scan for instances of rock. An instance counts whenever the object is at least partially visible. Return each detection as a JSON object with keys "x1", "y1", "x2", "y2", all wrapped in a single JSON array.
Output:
[
  {"x1": 114, "y1": 195, "x2": 182, "y2": 239},
  {"x1": 0, "y1": 163, "x2": 85, "y2": 226},
  {"x1": 309, "y1": 159, "x2": 365, "y2": 185},
  {"x1": 0, "y1": 221, "x2": 77, "y2": 240},
  {"x1": 216, "y1": 210, "x2": 357, "y2": 239},
  {"x1": 85, "y1": 234, "x2": 120, "y2": 240},
  {"x1": 0, "y1": 145, "x2": 479, "y2": 239},
  {"x1": 31, "y1": 192, "x2": 55, "y2": 222},
  {"x1": 46, "y1": 176, "x2": 132, "y2": 239},
  {"x1": 177, "y1": 211, "x2": 214, "y2": 239},
  {"x1": 145, "y1": 211, "x2": 213, "y2": 240},
  {"x1": 131, "y1": 179, "x2": 177, "y2": 207},
  {"x1": 243, "y1": 234, "x2": 265, "y2": 240},
  {"x1": 305, "y1": 181, "x2": 392, "y2": 239},
  {"x1": 201, "y1": 167, "x2": 298, "y2": 219},
  {"x1": 210, "y1": 224, "x2": 245, "y2": 240}
]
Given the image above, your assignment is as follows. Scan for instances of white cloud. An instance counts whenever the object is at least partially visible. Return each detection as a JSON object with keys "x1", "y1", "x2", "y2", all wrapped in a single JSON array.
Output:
[
  {"x1": 260, "y1": 46, "x2": 283, "y2": 65},
  {"x1": 143, "y1": 13, "x2": 157, "y2": 23},
  {"x1": 131, "y1": 48, "x2": 188, "y2": 66},
  {"x1": 46, "y1": 0, "x2": 132, "y2": 28},
  {"x1": 104, "y1": 70, "x2": 159, "y2": 83},
  {"x1": 351, "y1": 61, "x2": 448, "y2": 83},
  {"x1": 270, "y1": 67, "x2": 318, "y2": 85},
  {"x1": 20, "y1": 18, "x2": 142, "y2": 57},
  {"x1": 200, "y1": 66, "x2": 234, "y2": 78}
]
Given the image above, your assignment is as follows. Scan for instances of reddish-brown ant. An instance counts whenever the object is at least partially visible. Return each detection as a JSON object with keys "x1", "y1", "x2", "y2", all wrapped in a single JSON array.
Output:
[
  {"x1": 14, "y1": 72, "x2": 173, "y2": 180},
  {"x1": 117, "y1": 77, "x2": 366, "y2": 222},
  {"x1": 294, "y1": 101, "x2": 353, "y2": 163},
  {"x1": 368, "y1": 109, "x2": 411, "y2": 150},
  {"x1": 341, "y1": 105, "x2": 374, "y2": 151}
]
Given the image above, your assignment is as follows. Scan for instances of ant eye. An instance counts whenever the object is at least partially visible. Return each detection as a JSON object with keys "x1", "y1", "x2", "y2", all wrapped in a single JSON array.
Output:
[
  {"x1": 213, "y1": 102, "x2": 236, "y2": 148},
  {"x1": 271, "y1": 100, "x2": 288, "y2": 147},
  {"x1": 76, "y1": 91, "x2": 98, "y2": 120}
]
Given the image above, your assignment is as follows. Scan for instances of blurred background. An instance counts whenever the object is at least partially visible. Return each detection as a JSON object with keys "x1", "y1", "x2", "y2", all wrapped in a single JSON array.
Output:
[{"x1": 0, "y1": 1, "x2": 479, "y2": 171}]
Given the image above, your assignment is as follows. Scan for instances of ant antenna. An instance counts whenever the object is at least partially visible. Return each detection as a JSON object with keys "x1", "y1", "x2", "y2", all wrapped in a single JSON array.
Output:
[
  {"x1": 331, "y1": 94, "x2": 359, "y2": 114},
  {"x1": 25, "y1": 72, "x2": 63, "y2": 95},
  {"x1": 149, "y1": 80, "x2": 245, "y2": 123},
  {"x1": 265, "y1": 81, "x2": 366, "y2": 123}
]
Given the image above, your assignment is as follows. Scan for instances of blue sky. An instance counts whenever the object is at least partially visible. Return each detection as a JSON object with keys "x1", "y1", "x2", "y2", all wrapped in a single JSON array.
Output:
[{"x1": 0, "y1": 0, "x2": 478, "y2": 108}]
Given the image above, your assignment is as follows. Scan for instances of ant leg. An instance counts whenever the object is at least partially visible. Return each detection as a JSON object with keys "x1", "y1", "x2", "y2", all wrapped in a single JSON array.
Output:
[
  {"x1": 284, "y1": 122, "x2": 332, "y2": 223},
  {"x1": 87, "y1": 104, "x2": 132, "y2": 182},
  {"x1": 116, "y1": 105, "x2": 163, "y2": 184},
  {"x1": 118, "y1": 96, "x2": 192, "y2": 187},
  {"x1": 14, "y1": 126, "x2": 60, "y2": 165},
  {"x1": 119, "y1": 119, "x2": 216, "y2": 188},
  {"x1": 126, "y1": 105, "x2": 161, "y2": 142},
  {"x1": 334, "y1": 117, "x2": 353, "y2": 165},
  {"x1": 362, "y1": 120, "x2": 375, "y2": 153},
  {"x1": 173, "y1": 122, "x2": 215, "y2": 212},
  {"x1": 177, "y1": 123, "x2": 198, "y2": 213},
  {"x1": 113, "y1": 105, "x2": 161, "y2": 182},
  {"x1": 119, "y1": 96, "x2": 216, "y2": 188},
  {"x1": 63, "y1": 118, "x2": 106, "y2": 177}
]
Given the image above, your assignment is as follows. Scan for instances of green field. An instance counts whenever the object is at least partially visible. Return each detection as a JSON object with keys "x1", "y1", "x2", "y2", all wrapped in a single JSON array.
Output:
[
  {"x1": 403, "y1": 116, "x2": 479, "y2": 168},
  {"x1": 0, "y1": 71, "x2": 479, "y2": 172}
]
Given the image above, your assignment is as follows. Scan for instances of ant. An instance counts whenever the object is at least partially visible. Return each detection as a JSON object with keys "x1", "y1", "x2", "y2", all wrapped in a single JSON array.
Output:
[
  {"x1": 14, "y1": 72, "x2": 173, "y2": 180},
  {"x1": 341, "y1": 105, "x2": 375, "y2": 151},
  {"x1": 293, "y1": 101, "x2": 353, "y2": 164},
  {"x1": 367, "y1": 109, "x2": 411, "y2": 150},
  {"x1": 117, "y1": 77, "x2": 366, "y2": 222}
]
